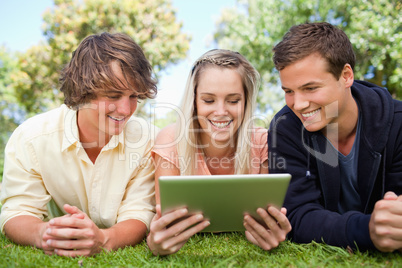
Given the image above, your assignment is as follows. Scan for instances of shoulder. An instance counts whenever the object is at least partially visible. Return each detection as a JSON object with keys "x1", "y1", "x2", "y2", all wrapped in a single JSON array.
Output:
[
  {"x1": 124, "y1": 116, "x2": 159, "y2": 142},
  {"x1": 155, "y1": 123, "x2": 177, "y2": 145},
  {"x1": 251, "y1": 127, "x2": 268, "y2": 145},
  {"x1": 9, "y1": 105, "x2": 71, "y2": 142},
  {"x1": 393, "y1": 98, "x2": 402, "y2": 112},
  {"x1": 151, "y1": 123, "x2": 179, "y2": 164}
]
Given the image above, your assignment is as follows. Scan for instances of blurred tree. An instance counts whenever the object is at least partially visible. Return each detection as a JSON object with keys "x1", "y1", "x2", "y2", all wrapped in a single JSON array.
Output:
[
  {"x1": 214, "y1": 0, "x2": 401, "y2": 116},
  {"x1": 0, "y1": 47, "x2": 20, "y2": 182},
  {"x1": 12, "y1": 0, "x2": 191, "y2": 117}
]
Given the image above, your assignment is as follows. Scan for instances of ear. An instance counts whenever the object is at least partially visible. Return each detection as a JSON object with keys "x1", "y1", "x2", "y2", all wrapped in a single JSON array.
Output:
[{"x1": 341, "y1": 64, "x2": 354, "y2": 88}]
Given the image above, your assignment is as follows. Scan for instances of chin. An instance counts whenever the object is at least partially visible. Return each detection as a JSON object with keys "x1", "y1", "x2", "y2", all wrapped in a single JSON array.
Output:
[{"x1": 303, "y1": 122, "x2": 325, "y2": 133}]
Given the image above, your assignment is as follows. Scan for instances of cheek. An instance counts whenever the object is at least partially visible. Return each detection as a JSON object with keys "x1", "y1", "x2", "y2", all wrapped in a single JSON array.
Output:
[
  {"x1": 284, "y1": 95, "x2": 293, "y2": 107},
  {"x1": 195, "y1": 102, "x2": 210, "y2": 118},
  {"x1": 231, "y1": 104, "x2": 245, "y2": 118}
]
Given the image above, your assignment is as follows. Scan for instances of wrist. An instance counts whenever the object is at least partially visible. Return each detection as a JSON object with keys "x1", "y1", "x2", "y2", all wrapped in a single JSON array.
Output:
[{"x1": 99, "y1": 228, "x2": 112, "y2": 252}]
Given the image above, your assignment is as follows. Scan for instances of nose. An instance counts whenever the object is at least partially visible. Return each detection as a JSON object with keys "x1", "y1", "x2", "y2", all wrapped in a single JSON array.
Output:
[
  {"x1": 292, "y1": 92, "x2": 309, "y2": 111},
  {"x1": 214, "y1": 101, "x2": 228, "y2": 115}
]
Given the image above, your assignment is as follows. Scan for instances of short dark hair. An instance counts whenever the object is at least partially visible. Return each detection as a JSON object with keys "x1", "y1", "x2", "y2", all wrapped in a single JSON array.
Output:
[
  {"x1": 60, "y1": 32, "x2": 157, "y2": 108},
  {"x1": 273, "y1": 22, "x2": 355, "y2": 79}
]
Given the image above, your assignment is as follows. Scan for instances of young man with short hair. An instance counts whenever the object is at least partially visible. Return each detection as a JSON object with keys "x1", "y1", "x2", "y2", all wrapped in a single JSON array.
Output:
[
  {"x1": 0, "y1": 32, "x2": 158, "y2": 257},
  {"x1": 268, "y1": 22, "x2": 402, "y2": 252}
]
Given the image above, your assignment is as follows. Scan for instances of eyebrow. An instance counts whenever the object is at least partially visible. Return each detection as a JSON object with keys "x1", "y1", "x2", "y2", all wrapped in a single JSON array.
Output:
[
  {"x1": 282, "y1": 81, "x2": 321, "y2": 90},
  {"x1": 199, "y1": 93, "x2": 242, "y2": 97}
]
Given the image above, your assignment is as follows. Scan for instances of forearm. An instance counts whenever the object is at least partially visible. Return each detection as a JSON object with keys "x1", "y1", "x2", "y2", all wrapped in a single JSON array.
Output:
[
  {"x1": 4, "y1": 215, "x2": 48, "y2": 248},
  {"x1": 102, "y1": 219, "x2": 147, "y2": 251}
]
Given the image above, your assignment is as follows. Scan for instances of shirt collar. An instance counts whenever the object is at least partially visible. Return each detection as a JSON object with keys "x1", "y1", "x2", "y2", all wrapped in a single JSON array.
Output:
[
  {"x1": 62, "y1": 105, "x2": 80, "y2": 152},
  {"x1": 102, "y1": 131, "x2": 125, "y2": 154}
]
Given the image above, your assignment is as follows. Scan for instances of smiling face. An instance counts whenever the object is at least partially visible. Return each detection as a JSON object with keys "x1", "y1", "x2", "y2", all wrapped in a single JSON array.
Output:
[
  {"x1": 77, "y1": 62, "x2": 139, "y2": 147},
  {"x1": 195, "y1": 67, "x2": 245, "y2": 147},
  {"x1": 280, "y1": 53, "x2": 355, "y2": 133}
]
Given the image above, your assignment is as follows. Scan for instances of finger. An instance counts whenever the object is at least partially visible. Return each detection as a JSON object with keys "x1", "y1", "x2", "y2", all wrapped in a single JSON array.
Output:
[
  {"x1": 47, "y1": 219, "x2": 96, "y2": 240},
  {"x1": 244, "y1": 230, "x2": 259, "y2": 246},
  {"x1": 267, "y1": 206, "x2": 292, "y2": 232},
  {"x1": 258, "y1": 208, "x2": 280, "y2": 231},
  {"x1": 384, "y1": 191, "x2": 398, "y2": 200},
  {"x1": 46, "y1": 236, "x2": 96, "y2": 251},
  {"x1": 244, "y1": 215, "x2": 278, "y2": 250},
  {"x1": 43, "y1": 249, "x2": 55, "y2": 256},
  {"x1": 150, "y1": 208, "x2": 189, "y2": 232},
  {"x1": 153, "y1": 213, "x2": 205, "y2": 243},
  {"x1": 63, "y1": 204, "x2": 83, "y2": 214},
  {"x1": 54, "y1": 248, "x2": 93, "y2": 257},
  {"x1": 168, "y1": 220, "x2": 210, "y2": 246},
  {"x1": 158, "y1": 220, "x2": 210, "y2": 255},
  {"x1": 280, "y1": 207, "x2": 287, "y2": 216},
  {"x1": 49, "y1": 215, "x2": 89, "y2": 229}
]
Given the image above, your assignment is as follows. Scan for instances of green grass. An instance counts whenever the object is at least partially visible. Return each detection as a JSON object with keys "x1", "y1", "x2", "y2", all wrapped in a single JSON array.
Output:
[{"x1": 1, "y1": 232, "x2": 401, "y2": 267}]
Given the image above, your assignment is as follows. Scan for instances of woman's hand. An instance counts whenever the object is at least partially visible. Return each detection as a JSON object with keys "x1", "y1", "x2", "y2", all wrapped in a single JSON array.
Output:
[
  {"x1": 147, "y1": 204, "x2": 210, "y2": 256},
  {"x1": 243, "y1": 206, "x2": 291, "y2": 250}
]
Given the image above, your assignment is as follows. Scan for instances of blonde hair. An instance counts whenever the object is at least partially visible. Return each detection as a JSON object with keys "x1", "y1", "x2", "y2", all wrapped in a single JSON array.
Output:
[{"x1": 176, "y1": 49, "x2": 260, "y2": 175}]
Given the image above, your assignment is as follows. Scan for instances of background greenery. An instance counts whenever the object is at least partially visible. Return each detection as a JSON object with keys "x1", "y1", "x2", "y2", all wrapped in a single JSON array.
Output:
[
  {"x1": 0, "y1": 0, "x2": 401, "y2": 182},
  {"x1": 1, "y1": 231, "x2": 402, "y2": 267},
  {"x1": 0, "y1": 0, "x2": 401, "y2": 264}
]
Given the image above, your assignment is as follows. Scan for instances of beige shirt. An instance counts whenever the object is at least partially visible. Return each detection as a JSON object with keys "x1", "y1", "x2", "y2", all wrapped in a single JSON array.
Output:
[{"x1": 0, "y1": 105, "x2": 156, "y2": 233}]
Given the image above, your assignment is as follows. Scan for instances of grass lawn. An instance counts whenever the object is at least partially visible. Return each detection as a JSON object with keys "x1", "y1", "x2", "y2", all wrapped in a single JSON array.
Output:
[{"x1": 1, "y1": 232, "x2": 401, "y2": 267}]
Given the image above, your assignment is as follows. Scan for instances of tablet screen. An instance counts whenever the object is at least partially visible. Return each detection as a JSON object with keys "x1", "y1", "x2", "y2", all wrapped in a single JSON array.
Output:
[{"x1": 158, "y1": 173, "x2": 291, "y2": 232}]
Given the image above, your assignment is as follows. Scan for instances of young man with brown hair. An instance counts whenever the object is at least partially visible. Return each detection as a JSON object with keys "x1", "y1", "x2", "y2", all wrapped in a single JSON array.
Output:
[
  {"x1": 268, "y1": 22, "x2": 402, "y2": 252},
  {"x1": 0, "y1": 32, "x2": 158, "y2": 257}
]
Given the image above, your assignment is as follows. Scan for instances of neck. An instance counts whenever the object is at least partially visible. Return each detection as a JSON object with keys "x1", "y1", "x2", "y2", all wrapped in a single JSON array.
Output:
[
  {"x1": 77, "y1": 111, "x2": 111, "y2": 164},
  {"x1": 324, "y1": 95, "x2": 358, "y2": 155}
]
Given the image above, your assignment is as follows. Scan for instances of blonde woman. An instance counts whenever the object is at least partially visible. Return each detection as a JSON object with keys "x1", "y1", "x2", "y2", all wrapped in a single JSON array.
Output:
[{"x1": 147, "y1": 49, "x2": 291, "y2": 255}]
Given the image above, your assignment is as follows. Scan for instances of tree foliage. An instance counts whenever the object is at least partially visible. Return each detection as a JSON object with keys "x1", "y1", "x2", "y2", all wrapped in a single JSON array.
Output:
[
  {"x1": 0, "y1": 47, "x2": 20, "y2": 181},
  {"x1": 214, "y1": 0, "x2": 402, "y2": 115},
  {"x1": 12, "y1": 0, "x2": 191, "y2": 117}
]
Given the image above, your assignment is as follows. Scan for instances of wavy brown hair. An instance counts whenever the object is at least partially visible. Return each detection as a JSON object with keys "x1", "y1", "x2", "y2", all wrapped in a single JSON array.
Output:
[{"x1": 60, "y1": 32, "x2": 157, "y2": 109}]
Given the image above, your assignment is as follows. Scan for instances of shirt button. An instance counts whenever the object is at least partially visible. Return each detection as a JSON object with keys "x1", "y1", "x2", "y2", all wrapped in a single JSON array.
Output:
[{"x1": 92, "y1": 207, "x2": 96, "y2": 212}]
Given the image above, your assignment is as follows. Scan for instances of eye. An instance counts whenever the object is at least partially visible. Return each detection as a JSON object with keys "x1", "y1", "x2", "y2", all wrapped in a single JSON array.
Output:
[
  {"x1": 228, "y1": 99, "x2": 240, "y2": 104},
  {"x1": 130, "y1": 94, "x2": 138, "y2": 99},
  {"x1": 203, "y1": 99, "x2": 214, "y2": 104},
  {"x1": 306, "y1": 87, "x2": 317, "y2": 91},
  {"x1": 107, "y1": 95, "x2": 121, "y2": 100}
]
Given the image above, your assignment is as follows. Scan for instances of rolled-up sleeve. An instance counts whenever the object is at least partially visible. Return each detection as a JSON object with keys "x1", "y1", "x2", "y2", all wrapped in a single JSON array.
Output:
[{"x1": 116, "y1": 140, "x2": 156, "y2": 230}]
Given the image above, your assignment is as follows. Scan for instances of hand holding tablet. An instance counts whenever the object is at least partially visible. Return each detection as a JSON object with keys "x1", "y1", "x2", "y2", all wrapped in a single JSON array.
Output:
[{"x1": 158, "y1": 173, "x2": 291, "y2": 232}]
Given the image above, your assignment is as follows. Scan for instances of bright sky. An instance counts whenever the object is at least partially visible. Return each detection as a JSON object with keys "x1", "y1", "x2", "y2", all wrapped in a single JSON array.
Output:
[{"x1": 0, "y1": 0, "x2": 237, "y2": 118}]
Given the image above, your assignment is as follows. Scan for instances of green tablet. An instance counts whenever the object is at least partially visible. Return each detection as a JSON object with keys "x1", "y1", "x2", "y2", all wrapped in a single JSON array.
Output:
[{"x1": 158, "y1": 173, "x2": 291, "y2": 232}]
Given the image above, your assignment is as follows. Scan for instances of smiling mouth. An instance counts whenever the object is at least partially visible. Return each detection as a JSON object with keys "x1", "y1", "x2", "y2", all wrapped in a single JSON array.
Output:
[
  {"x1": 108, "y1": 115, "x2": 126, "y2": 122},
  {"x1": 209, "y1": 120, "x2": 232, "y2": 129},
  {"x1": 302, "y1": 108, "x2": 320, "y2": 119}
]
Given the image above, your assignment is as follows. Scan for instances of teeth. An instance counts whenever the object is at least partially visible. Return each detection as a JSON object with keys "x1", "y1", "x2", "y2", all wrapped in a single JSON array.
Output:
[
  {"x1": 302, "y1": 109, "x2": 320, "y2": 118},
  {"x1": 109, "y1": 116, "x2": 125, "y2": 121},
  {"x1": 210, "y1": 120, "x2": 231, "y2": 128}
]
